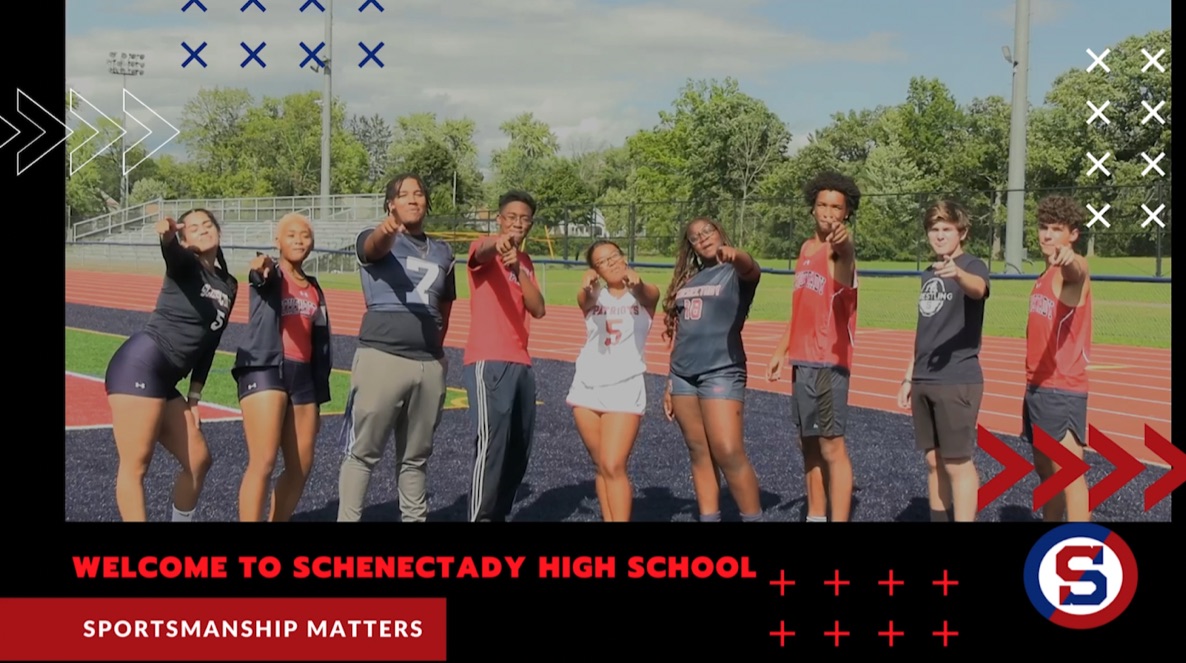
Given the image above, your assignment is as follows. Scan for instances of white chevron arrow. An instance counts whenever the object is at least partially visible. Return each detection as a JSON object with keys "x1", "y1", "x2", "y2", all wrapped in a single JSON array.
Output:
[
  {"x1": 69, "y1": 89, "x2": 125, "y2": 175},
  {"x1": 122, "y1": 88, "x2": 179, "y2": 176},
  {"x1": 16, "y1": 88, "x2": 73, "y2": 175},
  {"x1": 0, "y1": 112, "x2": 17, "y2": 151}
]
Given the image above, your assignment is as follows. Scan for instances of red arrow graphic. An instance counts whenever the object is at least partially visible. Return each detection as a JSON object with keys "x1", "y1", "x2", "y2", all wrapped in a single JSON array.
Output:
[
  {"x1": 976, "y1": 425, "x2": 1033, "y2": 511},
  {"x1": 1033, "y1": 426, "x2": 1091, "y2": 511},
  {"x1": 1144, "y1": 425, "x2": 1184, "y2": 511},
  {"x1": 1087, "y1": 425, "x2": 1145, "y2": 511}
]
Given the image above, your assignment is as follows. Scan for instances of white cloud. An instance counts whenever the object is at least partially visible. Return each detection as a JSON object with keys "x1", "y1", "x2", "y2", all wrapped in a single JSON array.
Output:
[{"x1": 66, "y1": 0, "x2": 907, "y2": 166}]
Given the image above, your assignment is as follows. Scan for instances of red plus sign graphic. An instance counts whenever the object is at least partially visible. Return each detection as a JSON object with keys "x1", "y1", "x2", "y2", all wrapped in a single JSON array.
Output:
[
  {"x1": 769, "y1": 620, "x2": 795, "y2": 647},
  {"x1": 823, "y1": 620, "x2": 850, "y2": 647},
  {"x1": 769, "y1": 570, "x2": 796, "y2": 596},
  {"x1": 824, "y1": 569, "x2": 850, "y2": 596},
  {"x1": 933, "y1": 570, "x2": 959, "y2": 596},
  {"x1": 879, "y1": 620, "x2": 904, "y2": 647},
  {"x1": 878, "y1": 569, "x2": 905, "y2": 596},
  {"x1": 932, "y1": 621, "x2": 958, "y2": 646}
]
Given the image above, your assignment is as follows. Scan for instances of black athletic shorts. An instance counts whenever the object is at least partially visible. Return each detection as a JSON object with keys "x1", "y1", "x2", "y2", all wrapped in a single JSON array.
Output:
[
  {"x1": 1021, "y1": 385, "x2": 1088, "y2": 447},
  {"x1": 789, "y1": 364, "x2": 851, "y2": 438}
]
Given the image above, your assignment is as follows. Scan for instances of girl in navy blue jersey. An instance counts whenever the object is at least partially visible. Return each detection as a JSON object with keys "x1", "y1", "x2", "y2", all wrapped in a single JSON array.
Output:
[
  {"x1": 661, "y1": 217, "x2": 763, "y2": 522},
  {"x1": 104, "y1": 209, "x2": 238, "y2": 522},
  {"x1": 233, "y1": 213, "x2": 332, "y2": 522}
]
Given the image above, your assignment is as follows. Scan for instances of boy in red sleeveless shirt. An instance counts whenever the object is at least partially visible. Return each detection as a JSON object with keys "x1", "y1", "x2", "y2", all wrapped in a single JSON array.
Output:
[
  {"x1": 463, "y1": 190, "x2": 546, "y2": 522},
  {"x1": 1023, "y1": 195, "x2": 1092, "y2": 522},
  {"x1": 768, "y1": 172, "x2": 861, "y2": 523}
]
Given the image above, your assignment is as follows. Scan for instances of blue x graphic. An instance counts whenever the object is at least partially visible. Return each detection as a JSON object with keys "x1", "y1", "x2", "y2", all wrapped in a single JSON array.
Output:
[
  {"x1": 359, "y1": 0, "x2": 384, "y2": 11},
  {"x1": 358, "y1": 41, "x2": 385, "y2": 68},
  {"x1": 300, "y1": 0, "x2": 324, "y2": 11},
  {"x1": 181, "y1": 0, "x2": 207, "y2": 11},
  {"x1": 241, "y1": 41, "x2": 267, "y2": 68},
  {"x1": 300, "y1": 41, "x2": 326, "y2": 68},
  {"x1": 181, "y1": 41, "x2": 208, "y2": 68},
  {"x1": 240, "y1": 0, "x2": 265, "y2": 11}
]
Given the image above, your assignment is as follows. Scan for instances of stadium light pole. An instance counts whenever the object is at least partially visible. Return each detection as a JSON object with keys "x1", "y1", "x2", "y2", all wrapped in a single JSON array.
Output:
[
  {"x1": 320, "y1": 0, "x2": 333, "y2": 222},
  {"x1": 306, "y1": 1, "x2": 334, "y2": 221},
  {"x1": 1002, "y1": 0, "x2": 1030, "y2": 275},
  {"x1": 107, "y1": 51, "x2": 146, "y2": 209}
]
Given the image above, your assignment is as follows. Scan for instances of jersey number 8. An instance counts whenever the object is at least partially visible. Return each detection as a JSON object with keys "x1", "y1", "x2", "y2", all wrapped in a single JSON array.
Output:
[{"x1": 683, "y1": 298, "x2": 703, "y2": 321}]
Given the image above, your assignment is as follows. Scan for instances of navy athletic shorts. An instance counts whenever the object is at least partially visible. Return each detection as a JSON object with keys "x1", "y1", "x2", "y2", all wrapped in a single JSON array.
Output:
[
  {"x1": 104, "y1": 332, "x2": 186, "y2": 400},
  {"x1": 236, "y1": 359, "x2": 317, "y2": 405}
]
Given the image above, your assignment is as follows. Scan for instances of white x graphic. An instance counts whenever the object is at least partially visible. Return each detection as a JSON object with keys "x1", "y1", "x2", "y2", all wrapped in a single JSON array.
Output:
[
  {"x1": 1086, "y1": 204, "x2": 1110, "y2": 228},
  {"x1": 1141, "y1": 204, "x2": 1165, "y2": 229},
  {"x1": 1142, "y1": 48, "x2": 1166, "y2": 73},
  {"x1": 1086, "y1": 152, "x2": 1111, "y2": 176},
  {"x1": 1141, "y1": 152, "x2": 1165, "y2": 177},
  {"x1": 1086, "y1": 100, "x2": 1111, "y2": 125},
  {"x1": 1142, "y1": 100, "x2": 1165, "y2": 125},
  {"x1": 1086, "y1": 48, "x2": 1111, "y2": 72}
]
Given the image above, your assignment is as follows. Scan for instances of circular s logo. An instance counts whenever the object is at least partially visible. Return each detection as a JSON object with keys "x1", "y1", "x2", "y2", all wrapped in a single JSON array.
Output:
[{"x1": 1024, "y1": 524, "x2": 1138, "y2": 629}]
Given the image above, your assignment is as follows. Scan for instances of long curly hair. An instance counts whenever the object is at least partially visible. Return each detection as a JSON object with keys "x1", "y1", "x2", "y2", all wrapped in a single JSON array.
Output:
[{"x1": 661, "y1": 217, "x2": 731, "y2": 345}]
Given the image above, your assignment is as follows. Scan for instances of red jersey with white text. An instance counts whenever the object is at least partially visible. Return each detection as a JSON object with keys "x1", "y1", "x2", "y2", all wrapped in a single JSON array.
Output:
[
  {"x1": 463, "y1": 240, "x2": 535, "y2": 366},
  {"x1": 786, "y1": 240, "x2": 858, "y2": 370},
  {"x1": 1025, "y1": 267, "x2": 1092, "y2": 392},
  {"x1": 280, "y1": 276, "x2": 320, "y2": 362}
]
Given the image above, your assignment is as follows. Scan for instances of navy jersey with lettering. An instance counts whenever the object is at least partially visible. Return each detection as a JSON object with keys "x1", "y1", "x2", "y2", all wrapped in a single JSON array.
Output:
[
  {"x1": 669, "y1": 262, "x2": 759, "y2": 376},
  {"x1": 912, "y1": 252, "x2": 991, "y2": 384},
  {"x1": 356, "y1": 228, "x2": 457, "y2": 360},
  {"x1": 142, "y1": 237, "x2": 239, "y2": 386}
]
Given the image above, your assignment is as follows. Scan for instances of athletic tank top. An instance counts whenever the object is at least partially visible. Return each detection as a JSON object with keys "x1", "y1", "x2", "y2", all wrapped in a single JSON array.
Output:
[
  {"x1": 786, "y1": 240, "x2": 858, "y2": 370},
  {"x1": 280, "y1": 274, "x2": 320, "y2": 363},
  {"x1": 573, "y1": 288, "x2": 652, "y2": 387},
  {"x1": 1025, "y1": 267, "x2": 1092, "y2": 392}
]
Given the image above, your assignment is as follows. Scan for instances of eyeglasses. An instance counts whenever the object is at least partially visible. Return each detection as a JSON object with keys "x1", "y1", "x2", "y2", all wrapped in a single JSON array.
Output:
[
  {"x1": 501, "y1": 213, "x2": 534, "y2": 226},
  {"x1": 688, "y1": 226, "x2": 717, "y2": 242},
  {"x1": 594, "y1": 253, "x2": 624, "y2": 269}
]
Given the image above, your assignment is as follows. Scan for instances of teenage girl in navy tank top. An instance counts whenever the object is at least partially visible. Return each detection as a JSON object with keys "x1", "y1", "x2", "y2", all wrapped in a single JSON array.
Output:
[{"x1": 103, "y1": 209, "x2": 238, "y2": 521}]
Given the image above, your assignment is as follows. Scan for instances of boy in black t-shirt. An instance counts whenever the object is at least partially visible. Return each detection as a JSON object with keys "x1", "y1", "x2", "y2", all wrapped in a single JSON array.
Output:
[{"x1": 896, "y1": 200, "x2": 990, "y2": 523}]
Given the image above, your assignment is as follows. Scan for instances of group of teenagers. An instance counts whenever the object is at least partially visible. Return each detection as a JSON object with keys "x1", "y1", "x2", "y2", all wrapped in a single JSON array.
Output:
[{"x1": 100, "y1": 170, "x2": 1095, "y2": 525}]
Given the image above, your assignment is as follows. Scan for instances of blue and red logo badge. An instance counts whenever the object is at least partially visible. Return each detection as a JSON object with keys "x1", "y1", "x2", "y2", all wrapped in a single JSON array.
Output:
[{"x1": 1023, "y1": 523, "x2": 1138, "y2": 629}]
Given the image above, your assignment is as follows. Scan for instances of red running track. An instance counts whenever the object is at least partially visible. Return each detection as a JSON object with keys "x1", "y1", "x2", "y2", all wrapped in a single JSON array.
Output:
[
  {"x1": 65, "y1": 371, "x2": 241, "y2": 429},
  {"x1": 65, "y1": 270, "x2": 1172, "y2": 465}
]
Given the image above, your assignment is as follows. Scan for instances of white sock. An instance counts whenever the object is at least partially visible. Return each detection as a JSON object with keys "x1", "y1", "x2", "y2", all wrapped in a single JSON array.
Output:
[
  {"x1": 806, "y1": 515, "x2": 827, "y2": 523},
  {"x1": 172, "y1": 506, "x2": 195, "y2": 522}
]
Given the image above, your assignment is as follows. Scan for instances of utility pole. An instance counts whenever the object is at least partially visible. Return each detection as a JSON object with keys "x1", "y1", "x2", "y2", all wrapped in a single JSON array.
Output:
[
  {"x1": 319, "y1": 0, "x2": 333, "y2": 222},
  {"x1": 1003, "y1": 0, "x2": 1031, "y2": 274}
]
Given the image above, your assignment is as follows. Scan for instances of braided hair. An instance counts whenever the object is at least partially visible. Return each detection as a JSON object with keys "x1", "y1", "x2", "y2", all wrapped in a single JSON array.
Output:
[{"x1": 661, "y1": 217, "x2": 730, "y2": 345}]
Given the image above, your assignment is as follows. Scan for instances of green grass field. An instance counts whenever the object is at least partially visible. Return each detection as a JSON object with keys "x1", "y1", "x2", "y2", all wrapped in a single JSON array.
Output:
[
  {"x1": 65, "y1": 252, "x2": 1171, "y2": 348},
  {"x1": 307, "y1": 255, "x2": 1170, "y2": 349},
  {"x1": 64, "y1": 327, "x2": 471, "y2": 413}
]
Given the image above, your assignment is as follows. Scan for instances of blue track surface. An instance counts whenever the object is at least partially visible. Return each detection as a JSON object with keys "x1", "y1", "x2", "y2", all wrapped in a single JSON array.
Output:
[{"x1": 64, "y1": 303, "x2": 1170, "y2": 522}]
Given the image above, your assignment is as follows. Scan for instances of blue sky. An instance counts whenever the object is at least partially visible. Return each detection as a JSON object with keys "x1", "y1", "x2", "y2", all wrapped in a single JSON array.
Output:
[{"x1": 65, "y1": 0, "x2": 1171, "y2": 165}]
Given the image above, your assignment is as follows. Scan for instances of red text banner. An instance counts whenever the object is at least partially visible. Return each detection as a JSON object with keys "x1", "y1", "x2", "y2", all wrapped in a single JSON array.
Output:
[{"x1": 0, "y1": 598, "x2": 446, "y2": 661}]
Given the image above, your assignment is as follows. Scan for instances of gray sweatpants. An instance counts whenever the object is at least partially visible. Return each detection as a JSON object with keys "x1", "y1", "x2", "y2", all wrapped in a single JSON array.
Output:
[
  {"x1": 337, "y1": 347, "x2": 447, "y2": 522},
  {"x1": 463, "y1": 360, "x2": 537, "y2": 522}
]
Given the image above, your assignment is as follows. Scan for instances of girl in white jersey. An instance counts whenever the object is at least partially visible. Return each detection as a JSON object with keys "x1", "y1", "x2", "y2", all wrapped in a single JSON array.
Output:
[{"x1": 567, "y1": 240, "x2": 660, "y2": 521}]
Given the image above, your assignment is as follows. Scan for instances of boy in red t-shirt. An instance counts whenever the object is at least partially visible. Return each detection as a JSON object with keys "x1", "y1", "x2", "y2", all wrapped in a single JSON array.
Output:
[{"x1": 463, "y1": 190, "x2": 547, "y2": 522}]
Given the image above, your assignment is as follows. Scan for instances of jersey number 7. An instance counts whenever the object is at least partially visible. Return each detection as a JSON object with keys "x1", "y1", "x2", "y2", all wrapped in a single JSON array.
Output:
[
  {"x1": 605, "y1": 318, "x2": 623, "y2": 346},
  {"x1": 405, "y1": 256, "x2": 442, "y2": 304}
]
